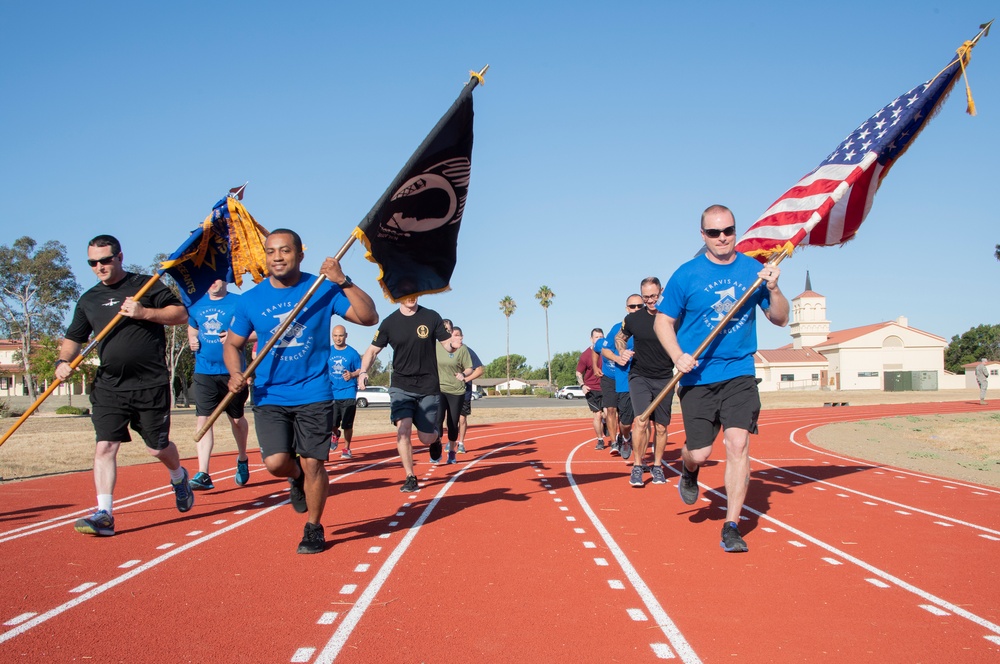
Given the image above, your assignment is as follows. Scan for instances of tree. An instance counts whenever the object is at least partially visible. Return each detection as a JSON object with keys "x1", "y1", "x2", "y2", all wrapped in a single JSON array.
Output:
[
  {"x1": 535, "y1": 285, "x2": 555, "y2": 386},
  {"x1": 945, "y1": 324, "x2": 1000, "y2": 373},
  {"x1": 484, "y1": 354, "x2": 529, "y2": 379},
  {"x1": 547, "y1": 350, "x2": 582, "y2": 387},
  {"x1": 146, "y1": 256, "x2": 191, "y2": 408},
  {"x1": 499, "y1": 295, "x2": 517, "y2": 396},
  {"x1": 366, "y1": 357, "x2": 389, "y2": 386},
  {"x1": 28, "y1": 335, "x2": 98, "y2": 407},
  {"x1": 0, "y1": 237, "x2": 80, "y2": 400}
]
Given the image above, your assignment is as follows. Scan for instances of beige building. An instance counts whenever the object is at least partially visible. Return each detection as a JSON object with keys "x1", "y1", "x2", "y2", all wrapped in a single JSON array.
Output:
[
  {"x1": 0, "y1": 339, "x2": 90, "y2": 399},
  {"x1": 754, "y1": 274, "x2": 954, "y2": 392}
]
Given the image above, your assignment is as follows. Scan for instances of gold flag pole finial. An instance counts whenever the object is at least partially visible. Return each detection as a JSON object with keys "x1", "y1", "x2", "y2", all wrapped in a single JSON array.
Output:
[{"x1": 469, "y1": 64, "x2": 490, "y2": 86}]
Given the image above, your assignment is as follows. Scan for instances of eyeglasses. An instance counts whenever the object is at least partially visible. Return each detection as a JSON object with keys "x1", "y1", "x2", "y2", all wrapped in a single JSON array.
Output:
[
  {"x1": 702, "y1": 225, "x2": 736, "y2": 239},
  {"x1": 627, "y1": 303, "x2": 643, "y2": 310},
  {"x1": 641, "y1": 293, "x2": 659, "y2": 301},
  {"x1": 87, "y1": 255, "x2": 117, "y2": 267}
]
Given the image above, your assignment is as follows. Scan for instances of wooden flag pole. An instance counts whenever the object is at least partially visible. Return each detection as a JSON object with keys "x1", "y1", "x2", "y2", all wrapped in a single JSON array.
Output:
[
  {"x1": 637, "y1": 250, "x2": 791, "y2": 423},
  {"x1": 0, "y1": 273, "x2": 166, "y2": 448},
  {"x1": 193, "y1": 235, "x2": 357, "y2": 442}
]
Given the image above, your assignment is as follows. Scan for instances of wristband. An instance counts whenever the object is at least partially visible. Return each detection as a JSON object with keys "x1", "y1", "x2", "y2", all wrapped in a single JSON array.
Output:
[{"x1": 55, "y1": 359, "x2": 69, "y2": 367}]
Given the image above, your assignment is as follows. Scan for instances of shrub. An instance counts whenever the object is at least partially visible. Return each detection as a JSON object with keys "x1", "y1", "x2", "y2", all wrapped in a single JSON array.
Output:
[{"x1": 56, "y1": 405, "x2": 87, "y2": 415}]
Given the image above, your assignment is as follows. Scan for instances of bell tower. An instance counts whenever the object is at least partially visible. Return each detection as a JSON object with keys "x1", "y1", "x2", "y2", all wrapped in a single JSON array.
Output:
[{"x1": 790, "y1": 271, "x2": 830, "y2": 349}]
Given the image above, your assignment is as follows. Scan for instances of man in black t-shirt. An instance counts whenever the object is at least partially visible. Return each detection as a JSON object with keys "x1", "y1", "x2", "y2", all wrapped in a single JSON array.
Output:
[
  {"x1": 359, "y1": 295, "x2": 453, "y2": 493},
  {"x1": 55, "y1": 235, "x2": 194, "y2": 537},
  {"x1": 616, "y1": 276, "x2": 675, "y2": 488}
]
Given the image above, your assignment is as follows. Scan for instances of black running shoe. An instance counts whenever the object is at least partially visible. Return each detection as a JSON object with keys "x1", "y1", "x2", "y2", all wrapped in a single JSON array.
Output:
[
  {"x1": 595, "y1": 439, "x2": 605, "y2": 450},
  {"x1": 677, "y1": 461, "x2": 700, "y2": 505},
  {"x1": 297, "y1": 522, "x2": 325, "y2": 554},
  {"x1": 429, "y1": 440, "x2": 442, "y2": 463},
  {"x1": 400, "y1": 474, "x2": 419, "y2": 493},
  {"x1": 721, "y1": 521, "x2": 748, "y2": 553},
  {"x1": 288, "y1": 460, "x2": 307, "y2": 513}
]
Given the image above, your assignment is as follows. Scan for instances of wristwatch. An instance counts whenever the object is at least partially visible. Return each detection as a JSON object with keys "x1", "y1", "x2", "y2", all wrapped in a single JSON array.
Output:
[
  {"x1": 55, "y1": 359, "x2": 69, "y2": 367},
  {"x1": 338, "y1": 275, "x2": 353, "y2": 288}
]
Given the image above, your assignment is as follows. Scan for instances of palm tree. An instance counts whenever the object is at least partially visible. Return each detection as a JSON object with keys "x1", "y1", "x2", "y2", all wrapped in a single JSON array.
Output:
[
  {"x1": 499, "y1": 295, "x2": 517, "y2": 396},
  {"x1": 535, "y1": 285, "x2": 555, "y2": 388}
]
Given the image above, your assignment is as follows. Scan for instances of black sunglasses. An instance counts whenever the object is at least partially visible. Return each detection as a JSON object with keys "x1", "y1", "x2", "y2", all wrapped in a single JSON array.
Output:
[
  {"x1": 627, "y1": 304, "x2": 643, "y2": 310},
  {"x1": 87, "y1": 255, "x2": 117, "y2": 267},
  {"x1": 703, "y1": 225, "x2": 736, "y2": 239}
]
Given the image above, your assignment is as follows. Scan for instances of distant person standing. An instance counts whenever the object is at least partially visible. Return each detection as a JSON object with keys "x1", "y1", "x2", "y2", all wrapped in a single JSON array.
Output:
[
  {"x1": 187, "y1": 279, "x2": 252, "y2": 491},
  {"x1": 56, "y1": 234, "x2": 194, "y2": 537},
  {"x1": 576, "y1": 328, "x2": 605, "y2": 449},
  {"x1": 330, "y1": 325, "x2": 363, "y2": 459},
  {"x1": 977, "y1": 358, "x2": 990, "y2": 405},
  {"x1": 657, "y1": 204, "x2": 789, "y2": 553},
  {"x1": 225, "y1": 229, "x2": 379, "y2": 554},
  {"x1": 359, "y1": 295, "x2": 453, "y2": 492}
]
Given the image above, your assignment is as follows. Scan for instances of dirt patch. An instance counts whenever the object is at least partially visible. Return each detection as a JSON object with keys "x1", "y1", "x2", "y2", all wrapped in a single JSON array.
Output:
[{"x1": 1, "y1": 389, "x2": 995, "y2": 486}]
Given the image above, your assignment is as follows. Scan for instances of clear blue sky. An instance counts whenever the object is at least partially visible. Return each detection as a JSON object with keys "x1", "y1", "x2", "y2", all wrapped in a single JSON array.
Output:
[{"x1": 2, "y1": 2, "x2": 998, "y2": 372}]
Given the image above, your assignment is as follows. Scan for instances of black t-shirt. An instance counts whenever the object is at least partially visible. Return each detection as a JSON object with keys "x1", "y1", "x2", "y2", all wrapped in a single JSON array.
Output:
[
  {"x1": 372, "y1": 305, "x2": 449, "y2": 394},
  {"x1": 619, "y1": 308, "x2": 674, "y2": 379},
  {"x1": 65, "y1": 273, "x2": 183, "y2": 391}
]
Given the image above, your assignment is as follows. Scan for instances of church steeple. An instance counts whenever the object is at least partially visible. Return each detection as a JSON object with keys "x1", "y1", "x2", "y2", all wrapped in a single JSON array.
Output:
[
  {"x1": 805, "y1": 270, "x2": 812, "y2": 293},
  {"x1": 790, "y1": 272, "x2": 830, "y2": 349}
]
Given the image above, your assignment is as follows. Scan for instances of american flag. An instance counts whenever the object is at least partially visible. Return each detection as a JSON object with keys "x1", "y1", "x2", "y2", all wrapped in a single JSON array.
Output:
[{"x1": 735, "y1": 48, "x2": 973, "y2": 262}]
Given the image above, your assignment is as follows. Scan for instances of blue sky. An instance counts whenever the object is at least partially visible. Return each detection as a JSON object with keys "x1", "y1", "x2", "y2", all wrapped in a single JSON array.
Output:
[{"x1": 2, "y1": 2, "x2": 998, "y2": 372}]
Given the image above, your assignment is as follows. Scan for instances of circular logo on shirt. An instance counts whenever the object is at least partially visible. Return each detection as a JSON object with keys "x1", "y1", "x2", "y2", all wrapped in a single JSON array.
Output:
[{"x1": 416, "y1": 324, "x2": 430, "y2": 339}]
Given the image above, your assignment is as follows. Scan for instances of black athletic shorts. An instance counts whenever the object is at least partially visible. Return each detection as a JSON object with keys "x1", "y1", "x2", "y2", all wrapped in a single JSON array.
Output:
[
  {"x1": 193, "y1": 373, "x2": 248, "y2": 418},
  {"x1": 628, "y1": 375, "x2": 672, "y2": 425},
  {"x1": 585, "y1": 389, "x2": 603, "y2": 413},
  {"x1": 677, "y1": 375, "x2": 760, "y2": 450},
  {"x1": 616, "y1": 391, "x2": 635, "y2": 426},
  {"x1": 90, "y1": 384, "x2": 172, "y2": 450},
  {"x1": 253, "y1": 401, "x2": 333, "y2": 461},
  {"x1": 460, "y1": 397, "x2": 472, "y2": 417},
  {"x1": 332, "y1": 398, "x2": 358, "y2": 430},
  {"x1": 600, "y1": 376, "x2": 617, "y2": 409}
]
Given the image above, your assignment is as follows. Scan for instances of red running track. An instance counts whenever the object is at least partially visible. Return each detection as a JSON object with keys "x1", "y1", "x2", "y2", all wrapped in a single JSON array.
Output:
[{"x1": 1, "y1": 401, "x2": 998, "y2": 662}]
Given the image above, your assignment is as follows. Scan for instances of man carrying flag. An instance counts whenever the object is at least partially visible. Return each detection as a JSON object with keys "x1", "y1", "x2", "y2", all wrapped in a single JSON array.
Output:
[
  {"x1": 224, "y1": 229, "x2": 379, "y2": 554},
  {"x1": 655, "y1": 206, "x2": 789, "y2": 553},
  {"x1": 56, "y1": 235, "x2": 195, "y2": 537}
]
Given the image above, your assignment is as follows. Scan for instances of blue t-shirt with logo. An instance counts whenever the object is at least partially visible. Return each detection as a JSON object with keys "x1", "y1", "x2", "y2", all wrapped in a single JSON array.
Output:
[
  {"x1": 230, "y1": 273, "x2": 351, "y2": 406},
  {"x1": 189, "y1": 292, "x2": 243, "y2": 375},
  {"x1": 329, "y1": 344, "x2": 362, "y2": 399},
  {"x1": 661, "y1": 253, "x2": 770, "y2": 386},
  {"x1": 595, "y1": 321, "x2": 633, "y2": 392}
]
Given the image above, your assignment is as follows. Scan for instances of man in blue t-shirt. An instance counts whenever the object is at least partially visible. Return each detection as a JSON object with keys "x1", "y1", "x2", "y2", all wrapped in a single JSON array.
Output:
[
  {"x1": 187, "y1": 279, "x2": 252, "y2": 491},
  {"x1": 225, "y1": 229, "x2": 378, "y2": 554},
  {"x1": 656, "y1": 204, "x2": 789, "y2": 553},
  {"x1": 597, "y1": 294, "x2": 640, "y2": 456},
  {"x1": 329, "y1": 324, "x2": 362, "y2": 459}
]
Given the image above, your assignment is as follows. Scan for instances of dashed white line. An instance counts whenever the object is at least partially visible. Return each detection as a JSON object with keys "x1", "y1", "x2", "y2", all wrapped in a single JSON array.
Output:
[
  {"x1": 212, "y1": 520, "x2": 227, "y2": 525},
  {"x1": 290, "y1": 646, "x2": 315, "y2": 662},
  {"x1": 185, "y1": 531, "x2": 203, "y2": 537},
  {"x1": 354, "y1": 564, "x2": 370, "y2": 573},
  {"x1": 608, "y1": 580, "x2": 625, "y2": 590},
  {"x1": 627, "y1": 608, "x2": 648, "y2": 621},
  {"x1": 761, "y1": 527, "x2": 776, "y2": 533},
  {"x1": 156, "y1": 543, "x2": 175, "y2": 550},
  {"x1": 339, "y1": 585, "x2": 357, "y2": 595},
  {"x1": 594, "y1": 558, "x2": 609, "y2": 566},
  {"x1": 3, "y1": 613, "x2": 36, "y2": 626},
  {"x1": 920, "y1": 604, "x2": 950, "y2": 616},
  {"x1": 388, "y1": 521, "x2": 399, "y2": 527},
  {"x1": 69, "y1": 583, "x2": 97, "y2": 593},
  {"x1": 573, "y1": 528, "x2": 585, "y2": 534},
  {"x1": 583, "y1": 541, "x2": 596, "y2": 549},
  {"x1": 863, "y1": 501, "x2": 879, "y2": 506},
  {"x1": 317, "y1": 612, "x2": 338, "y2": 625},
  {"x1": 866, "y1": 579, "x2": 891, "y2": 589},
  {"x1": 821, "y1": 557, "x2": 843, "y2": 566},
  {"x1": 566, "y1": 516, "x2": 576, "y2": 522},
  {"x1": 789, "y1": 541, "x2": 806, "y2": 548},
  {"x1": 933, "y1": 522, "x2": 954, "y2": 528},
  {"x1": 979, "y1": 534, "x2": 1000, "y2": 541},
  {"x1": 118, "y1": 560, "x2": 141, "y2": 569},
  {"x1": 895, "y1": 511, "x2": 911, "y2": 516},
  {"x1": 651, "y1": 642, "x2": 676, "y2": 659},
  {"x1": 367, "y1": 547, "x2": 382, "y2": 554}
]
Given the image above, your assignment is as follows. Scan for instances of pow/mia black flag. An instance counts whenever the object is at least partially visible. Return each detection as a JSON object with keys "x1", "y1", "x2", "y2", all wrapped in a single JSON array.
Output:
[{"x1": 353, "y1": 69, "x2": 481, "y2": 302}]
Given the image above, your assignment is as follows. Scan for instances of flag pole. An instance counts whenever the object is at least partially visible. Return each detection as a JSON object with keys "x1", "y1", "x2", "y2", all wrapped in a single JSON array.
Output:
[
  {"x1": 0, "y1": 273, "x2": 166, "y2": 448},
  {"x1": 195, "y1": 65, "x2": 489, "y2": 441},
  {"x1": 637, "y1": 250, "x2": 790, "y2": 422}
]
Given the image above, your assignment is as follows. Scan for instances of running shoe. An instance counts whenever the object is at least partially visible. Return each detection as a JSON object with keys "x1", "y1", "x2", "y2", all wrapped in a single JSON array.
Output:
[
  {"x1": 620, "y1": 437, "x2": 633, "y2": 461},
  {"x1": 595, "y1": 439, "x2": 605, "y2": 451},
  {"x1": 650, "y1": 465, "x2": 666, "y2": 484},
  {"x1": 677, "y1": 461, "x2": 700, "y2": 505},
  {"x1": 429, "y1": 440, "x2": 442, "y2": 463},
  {"x1": 172, "y1": 468, "x2": 195, "y2": 512},
  {"x1": 457, "y1": 442, "x2": 466, "y2": 454},
  {"x1": 74, "y1": 509, "x2": 115, "y2": 537},
  {"x1": 340, "y1": 449, "x2": 353, "y2": 459},
  {"x1": 235, "y1": 458, "x2": 250, "y2": 486},
  {"x1": 288, "y1": 460, "x2": 307, "y2": 513},
  {"x1": 629, "y1": 465, "x2": 644, "y2": 487},
  {"x1": 331, "y1": 429, "x2": 340, "y2": 451},
  {"x1": 400, "y1": 474, "x2": 419, "y2": 493},
  {"x1": 297, "y1": 522, "x2": 326, "y2": 554},
  {"x1": 721, "y1": 521, "x2": 748, "y2": 553},
  {"x1": 447, "y1": 450, "x2": 457, "y2": 464},
  {"x1": 189, "y1": 471, "x2": 214, "y2": 491}
]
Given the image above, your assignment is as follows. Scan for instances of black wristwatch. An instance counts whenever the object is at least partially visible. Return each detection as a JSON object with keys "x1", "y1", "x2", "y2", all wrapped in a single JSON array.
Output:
[
  {"x1": 55, "y1": 359, "x2": 69, "y2": 367},
  {"x1": 338, "y1": 275, "x2": 353, "y2": 288}
]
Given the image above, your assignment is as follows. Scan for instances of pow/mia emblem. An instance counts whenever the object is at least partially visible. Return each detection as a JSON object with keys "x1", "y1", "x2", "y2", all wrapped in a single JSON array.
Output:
[{"x1": 416, "y1": 324, "x2": 430, "y2": 339}]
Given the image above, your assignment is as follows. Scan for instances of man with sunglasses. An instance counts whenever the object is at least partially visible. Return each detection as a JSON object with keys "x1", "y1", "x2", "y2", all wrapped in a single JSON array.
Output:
[
  {"x1": 595, "y1": 294, "x2": 640, "y2": 455},
  {"x1": 56, "y1": 235, "x2": 195, "y2": 537},
  {"x1": 615, "y1": 278, "x2": 675, "y2": 488},
  {"x1": 656, "y1": 204, "x2": 789, "y2": 553}
]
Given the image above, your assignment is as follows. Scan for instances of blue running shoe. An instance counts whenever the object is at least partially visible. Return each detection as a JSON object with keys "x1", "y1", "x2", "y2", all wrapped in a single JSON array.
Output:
[
  {"x1": 74, "y1": 509, "x2": 115, "y2": 537},
  {"x1": 447, "y1": 449, "x2": 457, "y2": 464},
  {"x1": 189, "y1": 471, "x2": 214, "y2": 491},
  {"x1": 235, "y1": 458, "x2": 250, "y2": 486},
  {"x1": 172, "y1": 468, "x2": 195, "y2": 512}
]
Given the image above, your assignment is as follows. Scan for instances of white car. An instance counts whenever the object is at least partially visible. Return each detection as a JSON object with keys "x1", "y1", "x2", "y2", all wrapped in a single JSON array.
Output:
[
  {"x1": 356, "y1": 386, "x2": 391, "y2": 408},
  {"x1": 555, "y1": 385, "x2": 586, "y2": 400}
]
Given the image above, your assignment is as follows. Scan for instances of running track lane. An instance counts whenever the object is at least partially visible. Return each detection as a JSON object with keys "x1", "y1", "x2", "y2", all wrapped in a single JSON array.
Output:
[{"x1": 0, "y1": 403, "x2": 997, "y2": 661}]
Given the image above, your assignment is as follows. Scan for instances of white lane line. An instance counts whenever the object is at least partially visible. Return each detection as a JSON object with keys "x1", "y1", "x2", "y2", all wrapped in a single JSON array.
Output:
[
  {"x1": 3, "y1": 613, "x2": 36, "y2": 626},
  {"x1": 822, "y1": 557, "x2": 843, "y2": 566},
  {"x1": 69, "y1": 583, "x2": 97, "y2": 593},
  {"x1": 118, "y1": 560, "x2": 141, "y2": 569},
  {"x1": 933, "y1": 522, "x2": 954, "y2": 528},
  {"x1": 573, "y1": 528, "x2": 585, "y2": 534},
  {"x1": 339, "y1": 585, "x2": 357, "y2": 595},
  {"x1": 866, "y1": 579, "x2": 891, "y2": 588},
  {"x1": 156, "y1": 543, "x2": 175, "y2": 550},
  {"x1": 583, "y1": 541, "x2": 596, "y2": 549},
  {"x1": 212, "y1": 520, "x2": 227, "y2": 525},
  {"x1": 367, "y1": 547, "x2": 381, "y2": 554},
  {"x1": 354, "y1": 564, "x2": 370, "y2": 573},
  {"x1": 920, "y1": 604, "x2": 951, "y2": 617},
  {"x1": 594, "y1": 558, "x2": 609, "y2": 567},
  {"x1": 566, "y1": 516, "x2": 577, "y2": 522},
  {"x1": 311, "y1": 426, "x2": 580, "y2": 664},
  {"x1": 565, "y1": 442, "x2": 701, "y2": 664},
  {"x1": 627, "y1": 608, "x2": 648, "y2": 621},
  {"x1": 317, "y1": 612, "x2": 338, "y2": 625},
  {"x1": 789, "y1": 541, "x2": 806, "y2": 548},
  {"x1": 979, "y1": 535, "x2": 1000, "y2": 541},
  {"x1": 651, "y1": 642, "x2": 676, "y2": 659},
  {"x1": 290, "y1": 647, "x2": 315, "y2": 662},
  {"x1": 0, "y1": 501, "x2": 284, "y2": 644},
  {"x1": 609, "y1": 580, "x2": 625, "y2": 590}
]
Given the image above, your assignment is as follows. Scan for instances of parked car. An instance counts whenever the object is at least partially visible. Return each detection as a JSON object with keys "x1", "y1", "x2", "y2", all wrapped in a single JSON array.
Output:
[
  {"x1": 470, "y1": 387, "x2": 485, "y2": 400},
  {"x1": 555, "y1": 385, "x2": 586, "y2": 400},
  {"x1": 356, "y1": 385, "x2": 391, "y2": 408}
]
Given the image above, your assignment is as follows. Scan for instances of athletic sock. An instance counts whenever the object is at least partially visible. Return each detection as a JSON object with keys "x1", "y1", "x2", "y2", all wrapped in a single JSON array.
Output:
[
  {"x1": 168, "y1": 466, "x2": 186, "y2": 484},
  {"x1": 97, "y1": 494, "x2": 113, "y2": 514}
]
